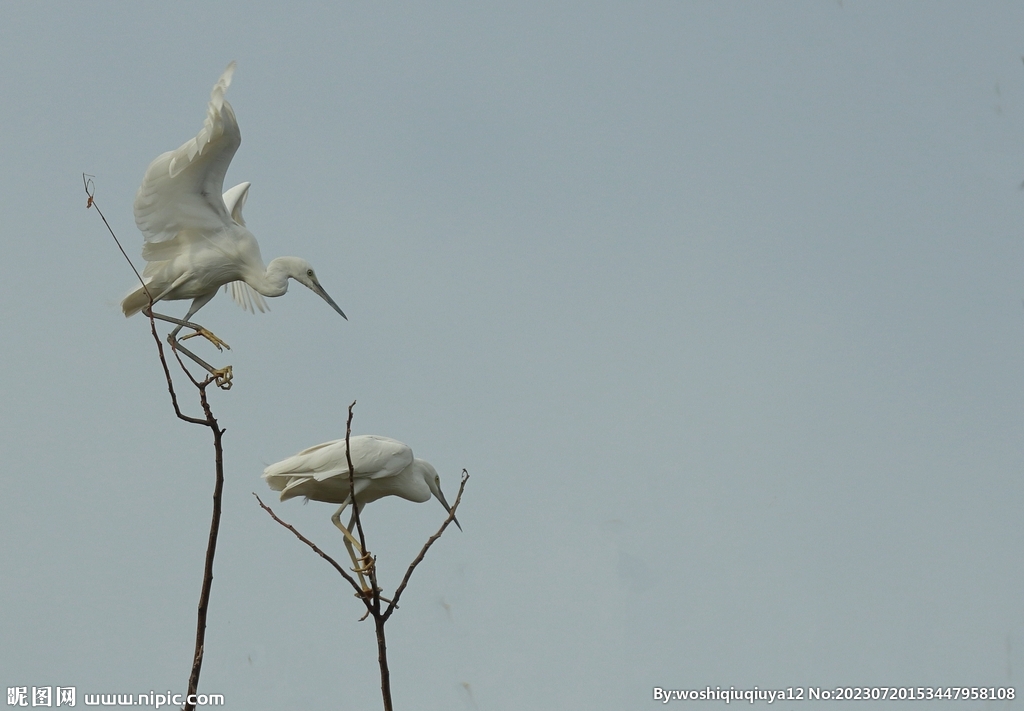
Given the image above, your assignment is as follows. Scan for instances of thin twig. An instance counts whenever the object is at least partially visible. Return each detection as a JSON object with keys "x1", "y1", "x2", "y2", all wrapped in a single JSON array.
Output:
[
  {"x1": 374, "y1": 612, "x2": 392, "y2": 711},
  {"x1": 168, "y1": 336, "x2": 210, "y2": 391},
  {"x1": 85, "y1": 173, "x2": 227, "y2": 392},
  {"x1": 254, "y1": 494, "x2": 371, "y2": 607},
  {"x1": 256, "y1": 400, "x2": 469, "y2": 711},
  {"x1": 149, "y1": 318, "x2": 210, "y2": 425},
  {"x1": 384, "y1": 470, "x2": 469, "y2": 621},
  {"x1": 83, "y1": 174, "x2": 148, "y2": 291},
  {"x1": 83, "y1": 175, "x2": 207, "y2": 422},
  {"x1": 344, "y1": 402, "x2": 370, "y2": 568},
  {"x1": 185, "y1": 383, "x2": 224, "y2": 709},
  {"x1": 85, "y1": 177, "x2": 226, "y2": 711}
]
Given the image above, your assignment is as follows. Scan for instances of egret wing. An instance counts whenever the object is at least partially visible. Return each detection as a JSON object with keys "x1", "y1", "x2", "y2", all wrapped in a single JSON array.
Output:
[
  {"x1": 220, "y1": 181, "x2": 266, "y2": 315},
  {"x1": 263, "y1": 439, "x2": 348, "y2": 482},
  {"x1": 271, "y1": 475, "x2": 312, "y2": 495},
  {"x1": 222, "y1": 182, "x2": 250, "y2": 227},
  {"x1": 263, "y1": 439, "x2": 343, "y2": 501},
  {"x1": 263, "y1": 436, "x2": 414, "y2": 497},
  {"x1": 134, "y1": 62, "x2": 240, "y2": 243},
  {"x1": 343, "y1": 435, "x2": 414, "y2": 481},
  {"x1": 225, "y1": 280, "x2": 268, "y2": 313}
]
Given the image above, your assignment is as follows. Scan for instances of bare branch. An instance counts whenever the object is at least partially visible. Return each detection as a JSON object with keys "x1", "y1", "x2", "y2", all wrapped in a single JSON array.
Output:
[
  {"x1": 149, "y1": 320, "x2": 210, "y2": 425},
  {"x1": 85, "y1": 178, "x2": 226, "y2": 711},
  {"x1": 184, "y1": 386, "x2": 224, "y2": 708},
  {"x1": 254, "y1": 494, "x2": 371, "y2": 608},
  {"x1": 84, "y1": 177, "x2": 208, "y2": 424},
  {"x1": 345, "y1": 401, "x2": 370, "y2": 561},
  {"x1": 255, "y1": 402, "x2": 469, "y2": 711},
  {"x1": 384, "y1": 470, "x2": 469, "y2": 621},
  {"x1": 83, "y1": 175, "x2": 148, "y2": 292}
]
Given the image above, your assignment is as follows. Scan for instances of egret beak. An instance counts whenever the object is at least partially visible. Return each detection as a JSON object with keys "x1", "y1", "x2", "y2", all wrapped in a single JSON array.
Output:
[
  {"x1": 436, "y1": 490, "x2": 462, "y2": 532},
  {"x1": 308, "y1": 278, "x2": 347, "y2": 320}
]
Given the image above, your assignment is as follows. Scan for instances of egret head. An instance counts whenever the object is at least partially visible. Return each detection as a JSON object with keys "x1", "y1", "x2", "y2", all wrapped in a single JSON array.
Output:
[
  {"x1": 421, "y1": 461, "x2": 461, "y2": 531},
  {"x1": 280, "y1": 257, "x2": 347, "y2": 320}
]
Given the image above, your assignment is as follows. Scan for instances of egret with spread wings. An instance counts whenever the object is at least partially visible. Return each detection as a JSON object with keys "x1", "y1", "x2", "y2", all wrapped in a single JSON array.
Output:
[{"x1": 122, "y1": 63, "x2": 346, "y2": 388}]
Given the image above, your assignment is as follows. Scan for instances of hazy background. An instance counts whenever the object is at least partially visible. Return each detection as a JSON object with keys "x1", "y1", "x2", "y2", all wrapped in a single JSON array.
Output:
[{"x1": 2, "y1": 2, "x2": 1023, "y2": 708}]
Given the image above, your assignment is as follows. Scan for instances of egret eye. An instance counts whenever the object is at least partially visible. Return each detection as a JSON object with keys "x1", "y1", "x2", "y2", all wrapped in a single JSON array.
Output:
[{"x1": 306, "y1": 269, "x2": 314, "y2": 277}]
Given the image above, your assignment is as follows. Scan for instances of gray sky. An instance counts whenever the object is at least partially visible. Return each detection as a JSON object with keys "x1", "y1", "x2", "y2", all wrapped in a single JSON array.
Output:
[{"x1": 2, "y1": 2, "x2": 1024, "y2": 709}]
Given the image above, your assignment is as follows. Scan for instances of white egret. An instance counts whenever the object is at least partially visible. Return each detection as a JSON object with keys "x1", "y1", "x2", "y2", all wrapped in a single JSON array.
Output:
[
  {"x1": 263, "y1": 435, "x2": 459, "y2": 588},
  {"x1": 122, "y1": 62, "x2": 346, "y2": 387}
]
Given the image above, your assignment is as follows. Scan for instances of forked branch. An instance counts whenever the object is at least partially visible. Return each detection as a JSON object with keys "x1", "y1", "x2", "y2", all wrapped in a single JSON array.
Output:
[
  {"x1": 257, "y1": 402, "x2": 468, "y2": 711},
  {"x1": 86, "y1": 177, "x2": 225, "y2": 711},
  {"x1": 384, "y1": 469, "x2": 468, "y2": 622}
]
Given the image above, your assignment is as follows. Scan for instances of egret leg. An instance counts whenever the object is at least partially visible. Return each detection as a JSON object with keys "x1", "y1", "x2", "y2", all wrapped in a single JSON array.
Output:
[
  {"x1": 343, "y1": 538, "x2": 370, "y2": 592},
  {"x1": 167, "y1": 339, "x2": 233, "y2": 390},
  {"x1": 143, "y1": 308, "x2": 231, "y2": 352},
  {"x1": 141, "y1": 296, "x2": 232, "y2": 387},
  {"x1": 332, "y1": 504, "x2": 372, "y2": 591},
  {"x1": 331, "y1": 503, "x2": 365, "y2": 551},
  {"x1": 342, "y1": 509, "x2": 391, "y2": 602},
  {"x1": 141, "y1": 289, "x2": 229, "y2": 351},
  {"x1": 347, "y1": 507, "x2": 377, "y2": 576}
]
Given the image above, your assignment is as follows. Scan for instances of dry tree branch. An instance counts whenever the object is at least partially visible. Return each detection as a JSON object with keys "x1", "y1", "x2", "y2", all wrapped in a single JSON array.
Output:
[
  {"x1": 183, "y1": 381, "x2": 225, "y2": 711},
  {"x1": 257, "y1": 402, "x2": 468, "y2": 711},
  {"x1": 85, "y1": 177, "x2": 225, "y2": 711},
  {"x1": 254, "y1": 494, "x2": 370, "y2": 604},
  {"x1": 372, "y1": 468, "x2": 469, "y2": 710},
  {"x1": 149, "y1": 313, "x2": 212, "y2": 426},
  {"x1": 384, "y1": 469, "x2": 469, "y2": 622},
  {"x1": 344, "y1": 400, "x2": 373, "y2": 589}
]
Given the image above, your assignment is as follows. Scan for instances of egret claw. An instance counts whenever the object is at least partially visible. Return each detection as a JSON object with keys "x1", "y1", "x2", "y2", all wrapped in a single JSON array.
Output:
[
  {"x1": 355, "y1": 588, "x2": 393, "y2": 604},
  {"x1": 213, "y1": 366, "x2": 233, "y2": 390},
  {"x1": 351, "y1": 553, "x2": 376, "y2": 577},
  {"x1": 181, "y1": 327, "x2": 231, "y2": 352}
]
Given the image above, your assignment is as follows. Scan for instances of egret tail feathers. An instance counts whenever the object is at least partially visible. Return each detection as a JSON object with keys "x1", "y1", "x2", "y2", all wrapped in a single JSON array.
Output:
[{"x1": 121, "y1": 282, "x2": 155, "y2": 317}]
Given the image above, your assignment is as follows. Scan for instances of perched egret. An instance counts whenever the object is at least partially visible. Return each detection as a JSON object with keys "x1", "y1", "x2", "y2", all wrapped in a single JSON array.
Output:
[
  {"x1": 263, "y1": 435, "x2": 460, "y2": 589},
  {"x1": 122, "y1": 62, "x2": 346, "y2": 387}
]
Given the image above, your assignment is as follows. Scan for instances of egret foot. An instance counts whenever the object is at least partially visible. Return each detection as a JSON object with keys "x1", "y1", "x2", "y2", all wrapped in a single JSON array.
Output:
[
  {"x1": 180, "y1": 327, "x2": 231, "y2": 352},
  {"x1": 351, "y1": 552, "x2": 376, "y2": 577},
  {"x1": 213, "y1": 365, "x2": 233, "y2": 390},
  {"x1": 355, "y1": 589, "x2": 394, "y2": 605}
]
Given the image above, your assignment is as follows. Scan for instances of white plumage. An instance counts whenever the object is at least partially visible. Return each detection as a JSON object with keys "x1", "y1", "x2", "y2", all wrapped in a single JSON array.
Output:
[
  {"x1": 264, "y1": 434, "x2": 455, "y2": 516},
  {"x1": 264, "y1": 434, "x2": 459, "y2": 590},
  {"x1": 121, "y1": 63, "x2": 346, "y2": 383}
]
